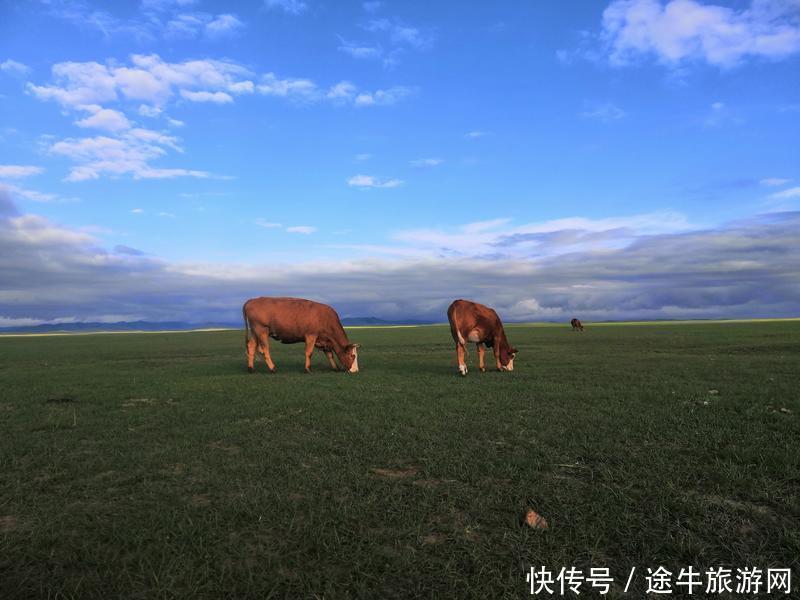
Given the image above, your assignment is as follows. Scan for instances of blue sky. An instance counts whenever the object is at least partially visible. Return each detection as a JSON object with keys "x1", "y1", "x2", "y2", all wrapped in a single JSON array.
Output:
[{"x1": 1, "y1": 0, "x2": 799, "y2": 324}]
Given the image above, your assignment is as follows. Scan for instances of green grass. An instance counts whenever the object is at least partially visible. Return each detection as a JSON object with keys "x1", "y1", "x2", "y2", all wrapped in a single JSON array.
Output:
[{"x1": 1, "y1": 322, "x2": 799, "y2": 599}]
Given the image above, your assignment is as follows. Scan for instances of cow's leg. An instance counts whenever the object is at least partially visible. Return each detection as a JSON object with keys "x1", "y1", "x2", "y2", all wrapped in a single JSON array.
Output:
[
  {"x1": 476, "y1": 343, "x2": 486, "y2": 373},
  {"x1": 493, "y1": 341, "x2": 503, "y2": 371},
  {"x1": 456, "y1": 343, "x2": 468, "y2": 376},
  {"x1": 246, "y1": 335, "x2": 257, "y2": 373},
  {"x1": 257, "y1": 329, "x2": 277, "y2": 373},
  {"x1": 304, "y1": 334, "x2": 318, "y2": 373},
  {"x1": 325, "y1": 350, "x2": 339, "y2": 371}
]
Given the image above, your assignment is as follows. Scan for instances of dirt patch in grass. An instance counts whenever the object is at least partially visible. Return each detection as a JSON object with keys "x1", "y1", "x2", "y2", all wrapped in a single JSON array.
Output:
[
  {"x1": 122, "y1": 398, "x2": 157, "y2": 407},
  {"x1": 698, "y1": 494, "x2": 773, "y2": 516},
  {"x1": 45, "y1": 396, "x2": 76, "y2": 404},
  {"x1": 0, "y1": 515, "x2": 18, "y2": 532},
  {"x1": 190, "y1": 494, "x2": 211, "y2": 506},
  {"x1": 412, "y1": 478, "x2": 446, "y2": 487},
  {"x1": 371, "y1": 466, "x2": 420, "y2": 479},
  {"x1": 421, "y1": 533, "x2": 446, "y2": 545},
  {"x1": 208, "y1": 440, "x2": 240, "y2": 454}
]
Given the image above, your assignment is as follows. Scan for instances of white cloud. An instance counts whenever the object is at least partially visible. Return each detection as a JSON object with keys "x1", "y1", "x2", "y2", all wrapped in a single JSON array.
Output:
[
  {"x1": 257, "y1": 72, "x2": 317, "y2": 98},
  {"x1": 131, "y1": 208, "x2": 144, "y2": 214},
  {"x1": 1, "y1": 59, "x2": 31, "y2": 76},
  {"x1": 75, "y1": 106, "x2": 132, "y2": 132},
  {"x1": 464, "y1": 130, "x2": 489, "y2": 139},
  {"x1": 769, "y1": 186, "x2": 800, "y2": 199},
  {"x1": 327, "y1": 81, "x2": 357, "y2": 101},
  {"x1": 28, "y1": 61, "x2": 119, "y2": 107},
  {"x1": 29, "y1": 54, "x2": 411, "y2": 182},
  {"x1": 386, "y1": 211, "x2": 693, "y2": 259},
  {"x1": 355, "y1": 153, "x2": 372, "y2": 161},
  {"x1": 255, "y1": 219, "x2": 282, "y2": 228},
  {"x1": 31, "y1": 55, "x2": 410, "y2": 113},
  {"x1": 363, "y1": 1, "x2": 382, "y2": 13},
  {"x1": 227, "y1": 80, "x2": 254, "y2": 94},
  {"x1": 286, "y1": 225, "x2": 316, "y2": 234},
  {"x1": 702, "y1": 100, "x2": 743, "y2": 128},
  {"x1": 256, "y1": 74, "x2": 411, "y2": 108},
  {"x1": 363, "y1": 18, "x2": 433, "y2": 50},
  {"x1": 602, "y1": 0, "x2": 800, "y2": 68},
  {"x1": 0, "y1": 182, "x2": 75, "y2": 203},
  {"x1": 28, "y1": 54, "x2": 252, "y2": 110},
  {"x1": 353, "y1": 86, "x2": 413, "y2": 106},
  {"x1": 761, "y1": 177, "x2": 791, "y2": 186},
  {"x1": 138, "y1": 104, "x2": 162, "y2": 117},
  {"x1": 410, "y1": 158, "x2": 443, "y2": 167},
  {"x1": 45, "y1": 0, "x2": 242, "y2": 42},
  {"x1": 205, "y1": 14, "x2": 245, "y2": 38},
  {"x1": 347, "y1": 174, "x2": 403, "y2": 188},
  {"x1": 265, "y1": 0, "x2": 308, "y2": 15},
  {"x1": 180, "y1": 89, "x2": 233, "y2": 103},
  {"x1": 163, "y1": 12, "x2": 244, "y2": 40},
  {"x1": 48, "y1": 130, "x2": 211, "y2": 181},
  {"x1": 461, "y1": 218, "x2": 511, "y2": 234},
  {"x1": 337, "y1": 37, "x2": 382, "y2": 59},
  {"x1": 0, "y1": 165, "x2": 44, "y2": 179},
  {"x1": 580, "y1": 102, "x2": 626, "y2": 122}
]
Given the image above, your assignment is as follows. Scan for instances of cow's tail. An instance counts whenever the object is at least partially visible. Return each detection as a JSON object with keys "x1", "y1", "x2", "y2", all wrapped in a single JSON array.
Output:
[
  {"x1": 243, "y1": 303, "x2": 252, "y2": 346},
  {"x1": 448, "y1": 304, "x2": 467, "y2": 346}
]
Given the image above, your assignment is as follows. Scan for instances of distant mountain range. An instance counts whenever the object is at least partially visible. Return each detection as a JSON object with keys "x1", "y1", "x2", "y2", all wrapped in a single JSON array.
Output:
[{"x1": 0, "y1": 317, "x2": 436, "y2": 334}]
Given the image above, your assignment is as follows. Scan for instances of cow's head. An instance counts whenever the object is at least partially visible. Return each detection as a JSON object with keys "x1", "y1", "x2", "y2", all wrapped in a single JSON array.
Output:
[
  {"x1": 340, "y1": 343, "x2": 360, "y2": 373},
  {"x1": 500, "y1": 346, "x2": 518, "y2": 371}
]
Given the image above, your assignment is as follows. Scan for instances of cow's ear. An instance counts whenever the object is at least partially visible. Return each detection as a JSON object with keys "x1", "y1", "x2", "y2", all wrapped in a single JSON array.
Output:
[
  {"x1": 511, "y1": 347, "x2": 519, "y2": 355},
  {"x1": 351, "y1": 343, "x2": 361, "y2": 349}
]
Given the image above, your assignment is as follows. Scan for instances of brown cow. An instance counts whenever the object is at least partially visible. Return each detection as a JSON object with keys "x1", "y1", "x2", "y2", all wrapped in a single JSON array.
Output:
[
  {"x1": 570, "y1": 318, "x2": 584, "y2": 332},
  {"x1": 447, "y1": 299, "x2": 518, "y2": 376},
  {"x1": 243, "y1": 297, "x2": 360, "y2": 374}
]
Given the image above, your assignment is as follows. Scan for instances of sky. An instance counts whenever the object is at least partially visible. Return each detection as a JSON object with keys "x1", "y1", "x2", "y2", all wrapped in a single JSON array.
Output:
[{"x1": 0, "y1": 0, "x2": 799, "y2": 325}]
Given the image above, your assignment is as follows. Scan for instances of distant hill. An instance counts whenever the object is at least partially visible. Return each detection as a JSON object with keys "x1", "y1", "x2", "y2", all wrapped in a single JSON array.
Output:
[{"x1": 0, "y1": 317, "x2": 436, "y2": 334}]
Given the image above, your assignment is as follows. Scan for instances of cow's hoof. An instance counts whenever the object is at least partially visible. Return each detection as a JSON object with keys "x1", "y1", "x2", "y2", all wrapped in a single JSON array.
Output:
[
  {"x1": 480, "y1": 367, "x2": 486, "y2": 373},
  {"x1": 304, "y1": 368, "x2": 312, "y2": 374},
  {"x1": 458, "y1": 365, "x2": 468, "y2": 376},
  {"x1": 269, "y1": 367, "x2": 277, "y2": 374},
  {"x1": 248, "y1": 367, "x2": 254, "y2": 374}
]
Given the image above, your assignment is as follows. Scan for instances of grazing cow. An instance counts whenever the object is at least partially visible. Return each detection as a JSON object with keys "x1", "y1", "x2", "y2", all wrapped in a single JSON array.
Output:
[
  {"x1": 570, "y1": 318, "x2": 584, "y2": 332},
  {"x1": 243, "y1": 297, "x2": 360, "y2": 374},
  {"x1": 447, "y1": 299, "x2": 518, "y2": 376}
]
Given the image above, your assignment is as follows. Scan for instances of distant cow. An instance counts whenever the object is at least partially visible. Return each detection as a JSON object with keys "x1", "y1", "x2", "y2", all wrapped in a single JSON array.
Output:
[
  {"x1": 570, "y1": 318, "x2": 584, "y2": 332},
  {"x1": 447, "y1": 299, "x2": 518, "y2": 376},
  {"x1": 243, "y1": 297, "x2": 360, "y2": 374}
]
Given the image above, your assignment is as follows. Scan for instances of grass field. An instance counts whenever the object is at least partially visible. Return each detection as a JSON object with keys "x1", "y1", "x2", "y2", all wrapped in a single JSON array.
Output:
[{"x1": 1, "y1": 321, "x2": 799, "y2": 598}]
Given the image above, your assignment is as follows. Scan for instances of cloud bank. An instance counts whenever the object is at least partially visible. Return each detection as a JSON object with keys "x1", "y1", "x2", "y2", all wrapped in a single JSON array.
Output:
[{"x1": 1, "y1": 191, "x2": 797, "y2": 326}]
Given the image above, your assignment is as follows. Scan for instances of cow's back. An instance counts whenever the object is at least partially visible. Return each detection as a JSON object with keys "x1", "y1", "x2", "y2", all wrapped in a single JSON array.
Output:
[
  {"x1": 244, "y1": 297, "x2": 343, "y2": 340},
  {"x1": 448, "y1": 299, "x2": 501, "y2": 341}
]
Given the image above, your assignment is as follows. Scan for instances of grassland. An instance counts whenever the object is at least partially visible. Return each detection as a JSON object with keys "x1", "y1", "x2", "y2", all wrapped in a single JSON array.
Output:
[{"x1": 1, "y1": 321, "x2": 798, "y2": 599}]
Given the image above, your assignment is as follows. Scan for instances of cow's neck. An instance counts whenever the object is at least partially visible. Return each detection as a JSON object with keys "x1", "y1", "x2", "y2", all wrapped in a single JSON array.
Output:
[
  {"x1": 495, "y1": 331, "x2": 511, "y2": 353},
  {"x1": 329, "y1": 331, "x2": 351, "y2": 359}
]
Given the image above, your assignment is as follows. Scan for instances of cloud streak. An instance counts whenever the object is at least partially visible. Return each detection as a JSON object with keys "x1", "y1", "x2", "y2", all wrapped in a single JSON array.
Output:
[{"x1": 347, "y1": 174, "x2": 403, "y2": 188}]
